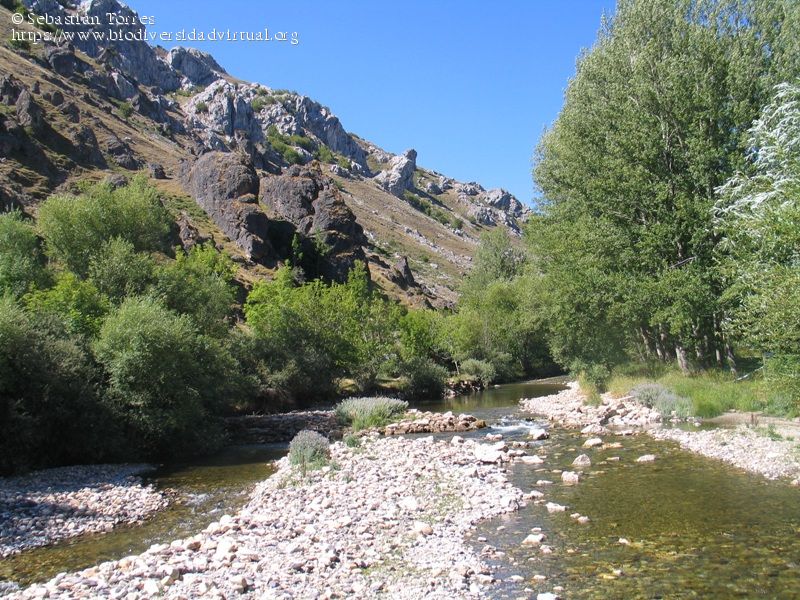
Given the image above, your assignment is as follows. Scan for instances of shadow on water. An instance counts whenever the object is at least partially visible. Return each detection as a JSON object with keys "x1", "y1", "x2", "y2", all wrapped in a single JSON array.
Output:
[{"x1": 0, "y1": 445, "x2": 285, "y2": 586}]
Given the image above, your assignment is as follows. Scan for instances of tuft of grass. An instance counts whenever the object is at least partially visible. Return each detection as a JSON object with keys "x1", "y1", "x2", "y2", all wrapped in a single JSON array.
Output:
[
  {"x1": 288, "y1": 430, "x2": 330, "y2": 474},
  {"x1": 194, "y1": 101, "x2": 208, "y2": 114},
  {"x1": 335, "y1": 397, "x2": 408, "y2": 431},
  {"x1": 344, "y1": 434, "x2": 361, "y2": 448}
]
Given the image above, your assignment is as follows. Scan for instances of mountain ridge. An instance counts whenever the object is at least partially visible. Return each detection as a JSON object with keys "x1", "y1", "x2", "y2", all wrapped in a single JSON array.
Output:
[{"x1": 1, "y1": 0, "x2": 530, "y2": 305}]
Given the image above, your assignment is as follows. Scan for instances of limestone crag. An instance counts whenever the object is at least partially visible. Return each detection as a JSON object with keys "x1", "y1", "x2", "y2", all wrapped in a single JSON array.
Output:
[
  {"x1": 259, "y1": 164, "x2": 368, "y2": 282},
  {"x1": 180, "y1": 152, "x2": 273, "y2": 261},
  {"x1": 374, "y1": 148, "x2": 417, "y2": 197}
]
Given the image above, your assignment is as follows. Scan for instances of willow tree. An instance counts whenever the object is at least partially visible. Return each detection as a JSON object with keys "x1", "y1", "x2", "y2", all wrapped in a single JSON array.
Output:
[{"x1": 530, "y1": 0, "x2": 799, "y2": 374}]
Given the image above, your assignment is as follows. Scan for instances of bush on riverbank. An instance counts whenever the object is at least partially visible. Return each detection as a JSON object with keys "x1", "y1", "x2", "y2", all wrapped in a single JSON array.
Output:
[
  {"x1": 335, "y1": 397, "x2": 408, "y2": 431},
  {"x1": 288, "y1": 430, "x2": 330, "y2": 472},
  {"x1": 631, "y1": 383, "x2": 693, "y2": 419}
]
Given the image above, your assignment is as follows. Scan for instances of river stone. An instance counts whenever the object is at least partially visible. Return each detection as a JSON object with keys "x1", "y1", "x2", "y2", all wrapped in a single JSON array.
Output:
[
  {"x1": 546, "y1": 502, "x2": 567, "y2": 513},
  {"x1": 519, "y1": 454, "x2": 544, "y2": 465},
  {"x1": 561, "y1": 471, "x2": 580, "y2": 484},
  {"x1": 522, "y1": 533, "x2": 547, "y2": 545},
  {"x1": 529, "y1": 428, "x2": 549, "y2": 440},
  {"x1": 583, "y1": 437, "x2": 603, "y2": 448},
  {"x1": 636, "y1": 454, "x2": 656, "y2": 463},
  {"x1": 572, "y1": 454, "x2": 592, "y2": 467},
  {"x1": 473, "y1": 445, "x2": 505, "y2": 464}
]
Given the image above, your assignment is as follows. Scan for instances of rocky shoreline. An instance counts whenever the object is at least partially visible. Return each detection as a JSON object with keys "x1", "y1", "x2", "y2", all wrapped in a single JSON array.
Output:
[
  {"x1": 521, "y1": 381, "x2": 800, "y2": 482},
  {"x1": 4, "y1": 435, "x2": 529, "y2": 599},
  {"x1": 0, "y1": 465, "x2": 167, "y2": 559}
]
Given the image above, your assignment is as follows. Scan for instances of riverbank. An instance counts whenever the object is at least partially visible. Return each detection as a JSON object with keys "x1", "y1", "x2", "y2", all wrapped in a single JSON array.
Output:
[
  {"x1": 521, "y1": 381, "x2": 800, "y2": 482},
  {"x1": 5, "y1": 435, "x2": 528, "y2": 599},
  {"x1": 0, "y1": 465, "x2": 167, "y2": 559}
]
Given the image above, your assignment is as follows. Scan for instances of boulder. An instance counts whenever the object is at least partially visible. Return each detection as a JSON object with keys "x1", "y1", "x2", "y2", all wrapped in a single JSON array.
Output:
[
  {"x1": 175, "y1": 212, "x2": 209, "y2": 251},
  {"x1": 181, "y1": 152, "x2": 273, "y2": 261},
  {"x1": 0, "y1": 75, "x2": 22, "y2": 105},
  {"x1": 388, "y1": 256, "x2": 417, "y2": 289},
  {"x1": 561, "y1": 471, "x2": 580, "y2": 484},
  {"x1": 104, "y1": 135, "x2": 139, "y2": 170},
  {"x1": 148, "y1": 162, "x2": 166, "y2": 179},
  {"x1": 43, "y1": 43, "x2": 87, "y2": 77},
  {"x1": 473, "y1": 444, "x2": 505, "y2": 464},
  {"x1": 259, "y1": 165, "x2": 367, "y2": 282}
]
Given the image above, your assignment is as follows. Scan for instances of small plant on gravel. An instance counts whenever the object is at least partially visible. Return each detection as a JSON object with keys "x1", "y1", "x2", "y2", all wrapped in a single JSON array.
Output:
[
  {"x1": 335, "y1": 397, "x2": 408, "y2": 431},
  {"x1": 194, "y1": 101, "x2": 208, "y2": 114},
  {"x1": 632, "y1": 383, "x2": 693, "y2": 419},
  {"x1": 289, "y1": 429, "x2": 330, "y2": 474},
  {"x1": 344, "y1": 434, "x2": 361, "y2": 448}
]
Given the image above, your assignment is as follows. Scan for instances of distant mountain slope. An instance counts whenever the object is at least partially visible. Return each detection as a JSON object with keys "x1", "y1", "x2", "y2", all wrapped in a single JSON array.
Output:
[{"x1": 1, "y1": 0, "x2": 529, "y2": 305}]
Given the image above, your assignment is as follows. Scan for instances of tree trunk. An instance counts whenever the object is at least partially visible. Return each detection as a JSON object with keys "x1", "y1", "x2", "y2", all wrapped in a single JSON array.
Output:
[
  {"x1": 675, "y1": 343, "x2": 691, "y2": 375},
  {"x1": 725, "y1": 342, "x2": 738, "y2": 378}
]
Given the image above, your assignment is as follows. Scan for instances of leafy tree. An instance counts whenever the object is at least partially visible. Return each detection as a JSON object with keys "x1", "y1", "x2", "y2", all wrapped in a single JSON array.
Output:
[
  {"x1": 88, "y1": 238, "x2": 155, "y2": 303},
  {"x1": 25, "y1": 272, "x2": 110, "y2": 339},
  {"x1": 715, "y1": 82, "x2": 800, "y2": 398},
  {"x1": 38, "y1": 176, "x2": 171, "y2": 275},
  {"x1": 93, "y1": 297, "x2": 233, "y2": 457},
  {"x1": 0, "y1": 297, "x2": 118, "y2": 474},
  {"x1": 152, "y1": 243, "x2": 236, "y2": 337},
  {"x1": 0, "y1": 210, "x2": 48, "y2": 297},
  {"x1": 531, "y1": 0, "x2": 800, "y2": 374}
]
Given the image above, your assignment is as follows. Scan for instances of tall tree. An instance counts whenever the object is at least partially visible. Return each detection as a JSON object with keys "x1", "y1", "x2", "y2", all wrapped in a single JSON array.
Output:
[{"x1": 531, "y1": 0, "x2": 800, "y2": 374}]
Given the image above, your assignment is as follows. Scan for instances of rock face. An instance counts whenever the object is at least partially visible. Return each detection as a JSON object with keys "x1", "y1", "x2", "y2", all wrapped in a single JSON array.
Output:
[
  {"x1": 167, "y1": 47, "x2": 226, "y2": 87},
  {"x1": 375, "y1": 149, "x2": 417, "y2": 197},
  {"x1": 388, "y1": 255, "x2": 417, "y2": 289},
  {"x1": 181, "y1": 152, "x2": 273, "y2": 261},
  {"x1": 259, "y1": 165, "x2": 367, "y2": 282},
  {"x1": 460, "y1": 184, "x2": 530, "y2": 233}
]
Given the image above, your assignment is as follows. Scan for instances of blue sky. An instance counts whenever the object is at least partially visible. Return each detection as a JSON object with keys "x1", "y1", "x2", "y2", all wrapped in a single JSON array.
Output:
[{"x1": 130, "y1": 1, "x2": 616, "y2": 204}]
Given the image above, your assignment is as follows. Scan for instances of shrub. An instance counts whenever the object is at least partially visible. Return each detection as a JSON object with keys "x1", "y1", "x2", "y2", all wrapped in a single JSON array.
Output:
[
  {"x1": 402, "y1": 356, "x2": 448, "y2": 400},
  {"x1": 88, "y1": 238, "x2": 155, "y2": 303},
  {"x1": 344, "y1": 434, "x2": 360, "y2": 448},
  {"x1": 37, "y1": 177, "x2": 171, "y2": 275},
  {"x1": 0, "y1": 210, "x2": 48, "y2": 297},
  {"x1": 0, "y1": 298, "x2": 119, "y2": 475},
  {"x1": 25, "y1": 272, "x2": 109, "y2": 338},
  {"x1": 93, "y1": 297, "x2": 232, "y2": 457},
  {"x1": 288, "y1": 430, "x2": 330, "y2": 472},
  {"x1": 251, "y1": 97, "x2": 267, "y2": 112},
  {"x1": 460, "y1": 358, "x2": 496, "y2": 386},
  {"x1": 631, "y1": 383, "x2": 693, "y2": 419},
  {"x1": 765, "y1": 355, "x2": 800, "y2": 413},
  {"x1": 9, "y1": 38, "x2": 31, "y2": 52},
  {"x1": 335, "y1": 397, "x2": 408, "y2": 431},
  {"x1": 316, "y1": 145, "x2": 334, "y2": 163},
  {"x1": 194, "y1": 101, "x2": 208, "y2": 114},
  {"x1": 118, "y1": 102, "x2": 133, "y2": 119}
]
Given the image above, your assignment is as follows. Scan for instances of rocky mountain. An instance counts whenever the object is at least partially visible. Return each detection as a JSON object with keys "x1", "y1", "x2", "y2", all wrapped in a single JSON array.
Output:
[{"x1": 1, "y1": 0, "x2": 530, "y2": 306}]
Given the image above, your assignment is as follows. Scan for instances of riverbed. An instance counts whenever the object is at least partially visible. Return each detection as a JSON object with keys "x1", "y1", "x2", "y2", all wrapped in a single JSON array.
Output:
[{"x1": 2, "y1": 380, "x2": 800, "y2": 598}]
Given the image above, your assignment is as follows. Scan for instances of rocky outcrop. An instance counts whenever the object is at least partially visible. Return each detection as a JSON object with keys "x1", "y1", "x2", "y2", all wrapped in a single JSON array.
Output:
[
  {"x1": 294, "y1": 96, "x2": 367, "y2": 168},
  {"x1": 181, "y1": 152, "x2": 273, "y2": 261},
  {"x1": 453, "y1": 182, "x2": 531, "y2": 233},
  {"x1": 259, "y1": 165, "x2": 367, "y2": 282},
  {"x1": 374, "y1": 149, "x2": 416, "y2": 197},
  {"x1": 167, "y1": 47, "x2": 226, "y2": 88},
  {"x1": 387, "y1": 255, "x2": 417, "y2": 290},
  {"x1": 23, "y1": 0, "x2": 180, "y2": 91}
]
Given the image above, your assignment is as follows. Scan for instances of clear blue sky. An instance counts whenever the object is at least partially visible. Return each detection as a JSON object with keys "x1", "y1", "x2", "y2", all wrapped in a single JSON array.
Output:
[{"x1": 129, "y1": 1, "x2": 615, "y2": 204}]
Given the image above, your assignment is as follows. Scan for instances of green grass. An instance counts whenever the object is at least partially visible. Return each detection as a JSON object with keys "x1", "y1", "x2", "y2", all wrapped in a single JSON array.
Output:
[
  {"x1": 335, "y1": 397, "x2": 408, "y2": 431},
  {"x1": 606, "y1": 364, "x2": 780, "y2": 418}
]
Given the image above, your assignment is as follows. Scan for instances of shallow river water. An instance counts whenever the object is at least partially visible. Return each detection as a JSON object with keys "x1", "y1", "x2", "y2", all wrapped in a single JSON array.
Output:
[{"x1": 3, "y1": 380, "x2": 800, "y2": 597}]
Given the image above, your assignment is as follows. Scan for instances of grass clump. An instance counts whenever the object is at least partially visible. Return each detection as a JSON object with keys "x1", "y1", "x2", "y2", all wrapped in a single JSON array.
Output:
[
  {"x1": 118, "y1": 102, "x2": 133, "y2": 119},
  {"x1": 606, "y1": 363, "x2": 769, "y2": 418},
  {"x1": 288, "y1": 429, "x2": 330, "y2": 472},
  {"x1": 194, "y1": 101, "x2": 208, "y2": 114},
  {"x1": 344, "y1": 434, "x2": 361, "y2": 448},
  {"x1": 631, "y1": 383, "x2": 693, "y2": 419},
  {"x1": 335, "y1": 397, "x2": 408, "y2": 431}
]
